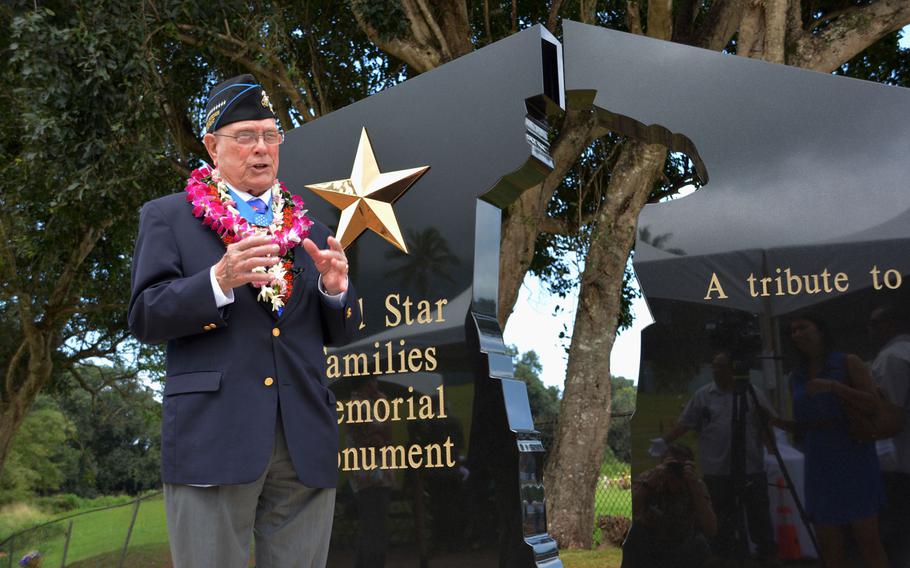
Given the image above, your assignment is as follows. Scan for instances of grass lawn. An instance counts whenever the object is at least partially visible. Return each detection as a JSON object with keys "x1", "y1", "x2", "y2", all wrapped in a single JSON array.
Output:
[
  {"x1": 4, "y1": 495, "x2": 168, "y2": 567},
  {"x1": 4, "y1": 492, "x2": 625, "y2": 567},
  {"x1": 62, "y1": 544, "x2": 620, "y2": 568},
  {"x1": 561, "y1": 546, "x2": 622, "y2": 568}
]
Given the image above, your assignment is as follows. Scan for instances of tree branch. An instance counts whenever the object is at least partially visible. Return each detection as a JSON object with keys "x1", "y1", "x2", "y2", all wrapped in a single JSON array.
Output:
[
  {"x1": 0, "y1": 213, "x2": 21, "y2": 291},
  {"x1": 4, "y1": 340, "x2": 27, "y2": 399},
  {"x1": 66, "y1": 365, "x2": 98, "y2": 399},
  {"x1": 51, "y1": 302, "x2": 128, "y2": 320},
  {"x1": 172, "y1": 25, "x2": 314, "y2": 121},
  {"x1": 547, "y1": 0, "x2": 565, "y2": 34},
  {"x1": 646, "y1": 0, "x2": 673, "y2": 40},
  {"x1": 44, "y1": 220, "x2": 113, "y2": 327},
  {"x1": 737, "y1": 2, "x2": 764, "y2": 59},
  {"x1": 579, "y1": 0, "x2": 596, "y2": 25},
  {"x1": 484, "y1": 0, "x2": 493, "y2": 43},
  {"x1": 350, "y1": 5, "x2": 442, "y2": 73},
  {"x1": 540, "y1": 210, "x2": 600, "y2": 236},
  {"x1": 646, "y1": 175, "x2": 699, "y2": 204},
  {"x1": 414, "y1": 0, "x2": 452, "y2": 59},
  {"x1": 787, "y1": 0, "x2": 803, "y2": 48},
  {"x1": 512, "y1": 0, "x2": 518, "y2": 33},
  {"x1": 169, "y1": 158, "x2": 191, "y2": 178},
  {"x1": 763, "y1": 0, "x2": 788, "y2": 63},
  {"x1": 307, "y1": 34, "x2": 332, "y2": 116},
  {"x1": 696, "y1": 0, "x2": 745, "y2": 51},
  {"x1": 671, "y1": 0, "x2": 699, "y2": 45},
  {"x1": 791, "y1": 0, "x2": 910, "y2": 72},
  {"x1": 399, "y1": 0, "x2": 436, "y2": 47},
  {"x1": 626, "y1": 1, "x2": 643, "y2": 36},
  {"x1": 540, "y1": 217, "x2": 572, "y2": 235},
  {"x1": 0, "y1": 213, "x2": 40, "y2": 361},
  {"x1": 806, "y1": 7, "x2": 853, "y2": 33}
]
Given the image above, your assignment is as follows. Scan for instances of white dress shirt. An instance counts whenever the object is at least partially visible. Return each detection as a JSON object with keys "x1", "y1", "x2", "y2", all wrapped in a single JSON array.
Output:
[{"x1": 872, "y1": 334, "x2": 910, "y2": 473}]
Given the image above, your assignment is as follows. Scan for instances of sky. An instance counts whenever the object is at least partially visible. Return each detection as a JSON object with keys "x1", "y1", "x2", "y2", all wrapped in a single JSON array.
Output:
[
  {"x1": 503, "y1": 275, "x2": 651, "y2": 389},
  {"x1": 504, "y1": 25, "x2": 910, "y2": 391}
]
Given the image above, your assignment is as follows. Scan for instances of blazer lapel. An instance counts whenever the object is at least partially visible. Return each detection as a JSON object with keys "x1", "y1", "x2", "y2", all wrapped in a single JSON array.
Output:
[{"x1": 275, "y1": 244, "x2": 311, "y2": 321}]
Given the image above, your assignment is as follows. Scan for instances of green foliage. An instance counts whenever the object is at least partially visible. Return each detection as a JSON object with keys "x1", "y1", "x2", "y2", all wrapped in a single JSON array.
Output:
[
  {"x1": 349, "y1": 0, "x2": 410, "y2": 42},
  {"x1": 507, "y1": 345, "x2": 561, "y2": 456},
  {"x1": 0, "y1": 363, "x2": 161, "y2": 501},
  {"x1": 35, "y1": 492, "x2": 135, "y2": 514},
  {"x1": 607, "y1": 376, "x2": 636, "y2": 462},
  {"x1": 529, "y1": 135, "x2": 698, "y2": 338},
  {"x1": 837, "y1": 29, "x2": 910, "y2": 86},
  {"x1": 0, "y1": 397, "x2": 72, "y2": 502},
  {"x1": 505, "y1": 343, "x2": 637, "y2": 464},
  {"x1": 509, "y1": 345, "x2": 561, "y2": 422},
  {"x1": 1, "y1": 2, "x2": 175, "y2": 422},
  {"x1": 54, "y1": 366, "x2": 161, "y2": 497},
  {"x1": 0, "y1": 493, "x2": 137, "y2": 541},
  {"x1": 0, "y1": 0, "x2": 399, "y2": 481}
]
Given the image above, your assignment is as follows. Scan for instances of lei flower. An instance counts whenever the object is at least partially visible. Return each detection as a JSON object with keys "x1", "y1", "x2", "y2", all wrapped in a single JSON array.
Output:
[{"x1": 184, "y1": 164, "x2": 313, "y2": 312}]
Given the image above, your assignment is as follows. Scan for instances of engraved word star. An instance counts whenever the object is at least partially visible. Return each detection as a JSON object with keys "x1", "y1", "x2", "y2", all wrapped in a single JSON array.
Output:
[{"x1": 305, "y1": 128, "x2": 429, "y2": 253}]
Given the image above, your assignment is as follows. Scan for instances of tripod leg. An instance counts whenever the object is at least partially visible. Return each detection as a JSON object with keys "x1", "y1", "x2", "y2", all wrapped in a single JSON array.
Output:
[{"x1": 746, "y1": 383, "x2": 826, "y2": 567}]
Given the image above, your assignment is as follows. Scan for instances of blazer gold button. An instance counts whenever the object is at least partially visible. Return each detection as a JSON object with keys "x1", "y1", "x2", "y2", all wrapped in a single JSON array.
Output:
[
  {"x1": 272, "y1": 328, "x2": 280, "y2": 337},
  {"x1": 264, "y1": 377, "x2": 274, "y2": 386}
]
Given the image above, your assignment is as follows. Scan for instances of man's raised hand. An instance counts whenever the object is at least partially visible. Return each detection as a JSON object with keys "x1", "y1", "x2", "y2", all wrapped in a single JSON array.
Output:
[
  {"x1": 214, "y1": 235, "x2": 280, "y2": 293},
  {"x1": 303, "y1": 236, "x2": 348, "y2": 295}
]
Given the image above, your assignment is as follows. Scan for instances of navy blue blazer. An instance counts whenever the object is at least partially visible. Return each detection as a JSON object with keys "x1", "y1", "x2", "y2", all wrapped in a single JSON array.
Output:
[{"x1": 128, "y1": 192, "x2": 356, "y2": 487}]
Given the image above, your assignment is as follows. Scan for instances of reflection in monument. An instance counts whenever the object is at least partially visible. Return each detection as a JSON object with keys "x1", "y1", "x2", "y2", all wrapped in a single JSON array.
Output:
[
  {"x1": 551, "y1": 19, "x2": 910, "y2": 568},
  {"x1": 383, "y1": 227, "x2": 461, "y2": 296},
  {"x1": 346, "y1": 377, "x2": 395, "y2": 568}
]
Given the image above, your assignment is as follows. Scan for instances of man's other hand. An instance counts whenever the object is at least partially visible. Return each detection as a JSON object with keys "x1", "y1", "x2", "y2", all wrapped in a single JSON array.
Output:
[
  {"x1": 214, "y1": 235, "x2": 280, "y2": 293},
  {"x1": 303, "y1": 236, "x2": 348, "y2": 295}
]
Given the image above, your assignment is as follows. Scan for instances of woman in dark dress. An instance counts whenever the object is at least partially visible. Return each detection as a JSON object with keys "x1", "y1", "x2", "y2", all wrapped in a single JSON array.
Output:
[{"x1": 777, "y1": 315, "x2": 888, "y2": 568}]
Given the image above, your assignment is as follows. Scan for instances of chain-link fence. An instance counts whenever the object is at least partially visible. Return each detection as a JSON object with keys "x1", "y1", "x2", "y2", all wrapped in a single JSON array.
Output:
[
  {"x1": 595, "y1": 414, "x2": 632, "y2": 546},
  {"x1": 0, "y1": 492, "x2": 167, "y2": 568},
  {"x1": 537, "y1": 412, "x2": 634, "y2": 547}
]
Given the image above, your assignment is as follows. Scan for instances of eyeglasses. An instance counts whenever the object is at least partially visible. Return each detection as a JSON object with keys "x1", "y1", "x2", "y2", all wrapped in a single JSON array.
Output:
[{"x1": 214, "y1": 130, "x2": 284, "y2": 146}]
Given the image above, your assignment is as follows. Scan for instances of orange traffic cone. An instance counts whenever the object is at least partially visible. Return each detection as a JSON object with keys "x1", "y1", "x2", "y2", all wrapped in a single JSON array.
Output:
[{"x1": 775, "y1": 477, "x2": 802, "y2": 560}]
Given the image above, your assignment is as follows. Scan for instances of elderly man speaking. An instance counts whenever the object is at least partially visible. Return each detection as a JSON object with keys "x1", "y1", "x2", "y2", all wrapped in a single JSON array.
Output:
[{"x1": 129, "y1": 74, "x2": 358, "y2": 568}]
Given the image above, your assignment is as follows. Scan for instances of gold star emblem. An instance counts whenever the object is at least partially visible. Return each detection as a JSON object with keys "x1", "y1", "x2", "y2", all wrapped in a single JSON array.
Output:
[{"x1": 305, "y1": 128, "x2": 429, "y2": 253}]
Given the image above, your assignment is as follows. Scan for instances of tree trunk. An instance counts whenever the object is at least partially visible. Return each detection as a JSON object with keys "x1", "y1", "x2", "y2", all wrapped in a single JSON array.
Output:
[
  {"x1": 543, "y1": 139, "x2": 666, "y2": 548},
  {"x1": 0, "y1": 347, "x2": 53, "y2": 475},
  {"x1": 0, "y1": 389, "x2": 34, "y2": 475},
  {"x1": 497, "y1": 109, "x2": 600, "y2": 327}
]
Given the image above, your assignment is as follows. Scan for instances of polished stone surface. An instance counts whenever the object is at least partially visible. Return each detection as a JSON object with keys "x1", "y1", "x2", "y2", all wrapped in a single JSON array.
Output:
[
  {"x1": 282, "y1": 25, "x2": 564, "y2": 568},
  {"x1": 563, "y1": 20, "x2": 910, "y2": 565}
]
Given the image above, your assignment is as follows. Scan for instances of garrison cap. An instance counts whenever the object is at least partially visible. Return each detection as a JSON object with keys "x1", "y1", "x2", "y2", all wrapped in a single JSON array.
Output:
[{"x1": 203, "y1": 74, "x2": 277, "y2": 133}]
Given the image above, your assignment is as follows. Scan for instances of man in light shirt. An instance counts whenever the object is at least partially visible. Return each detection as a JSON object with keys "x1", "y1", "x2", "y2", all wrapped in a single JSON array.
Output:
[
  {"x1": 650, "y1": 352, "x2": 777, "y2": 564},
  {"x1": 869, "y1": 305, "x2": 910, "y2": 568},
  {"x1": 129, "y1": 74, "x2": 358, "y2": 568}
]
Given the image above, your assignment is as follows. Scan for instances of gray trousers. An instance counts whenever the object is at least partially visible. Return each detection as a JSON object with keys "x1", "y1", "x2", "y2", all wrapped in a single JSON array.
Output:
[{"x1": 165, "y1": 418, "x2": 336, "y2": 568}]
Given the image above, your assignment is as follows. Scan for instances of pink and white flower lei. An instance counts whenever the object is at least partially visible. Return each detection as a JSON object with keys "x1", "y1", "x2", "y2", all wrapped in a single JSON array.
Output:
[{"x1": 184, "y1": 163, "x2": 313, "y2": 311}]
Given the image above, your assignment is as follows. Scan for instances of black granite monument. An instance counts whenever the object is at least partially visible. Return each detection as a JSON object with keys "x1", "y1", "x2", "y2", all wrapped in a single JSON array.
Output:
[
  {"x1": 282, "y1": 25, "x2": 565, "y2": 568},
  {"x1": 559, "y1": 20, "x2": 910, "y2": 568}
]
